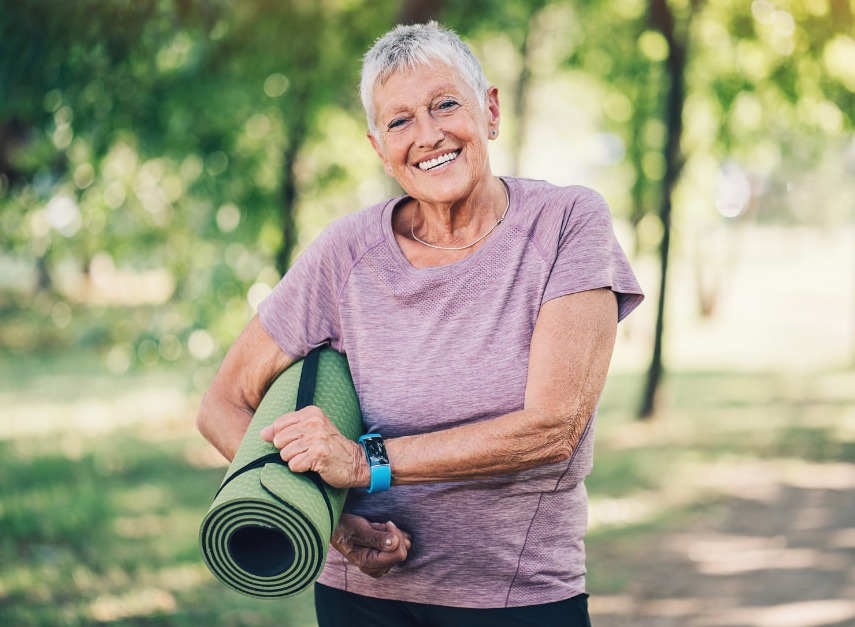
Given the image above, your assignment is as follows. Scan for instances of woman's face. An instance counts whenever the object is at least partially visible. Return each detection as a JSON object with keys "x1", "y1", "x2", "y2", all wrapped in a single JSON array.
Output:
[{"x1": 368, "y1": 63, "x2": 500, "y2": 206}]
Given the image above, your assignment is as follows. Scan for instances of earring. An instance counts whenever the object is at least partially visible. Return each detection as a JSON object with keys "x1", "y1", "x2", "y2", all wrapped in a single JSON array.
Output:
[{"x1": 490, "y1": 130, "x2": 497, "y2": 138}]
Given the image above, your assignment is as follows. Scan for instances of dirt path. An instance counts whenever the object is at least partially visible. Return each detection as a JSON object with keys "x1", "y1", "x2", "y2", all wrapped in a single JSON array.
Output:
[{"x1": 589, "y1": 464, "x2": 855, "y2": 627}]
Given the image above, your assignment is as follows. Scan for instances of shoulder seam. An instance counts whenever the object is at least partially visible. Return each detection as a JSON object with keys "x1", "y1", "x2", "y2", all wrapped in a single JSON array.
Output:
[
  {"x1": 525, "y1": 227, "x2": 551, "y2": 266},
  {"x1": 507, "y1": 223, "x2": 551, "y2": 266},
  {"x1": 334, "y1": 234, "x2": 386, "y2": 313}
]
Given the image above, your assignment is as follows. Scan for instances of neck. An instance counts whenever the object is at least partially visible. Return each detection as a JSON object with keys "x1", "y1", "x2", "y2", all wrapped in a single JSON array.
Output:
[{"x1": 412, "y1": 177, "x2": 507, "y2": 247}]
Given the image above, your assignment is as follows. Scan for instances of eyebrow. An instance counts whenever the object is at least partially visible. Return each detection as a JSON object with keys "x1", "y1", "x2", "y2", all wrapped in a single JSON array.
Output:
[{"x1": 379, "y1": 85, "x2": 462, "y2": 121}]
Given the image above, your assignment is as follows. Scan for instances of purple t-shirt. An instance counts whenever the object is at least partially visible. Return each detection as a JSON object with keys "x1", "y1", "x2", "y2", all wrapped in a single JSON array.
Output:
[{"x1": 258, "y1": 176, "x2": 643, "y2": 608}]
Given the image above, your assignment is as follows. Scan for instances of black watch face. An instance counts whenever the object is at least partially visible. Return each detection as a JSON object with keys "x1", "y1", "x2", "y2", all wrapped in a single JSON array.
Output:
[{"x1": 364, "y1": 438, "x2": 389, "y2": 465}]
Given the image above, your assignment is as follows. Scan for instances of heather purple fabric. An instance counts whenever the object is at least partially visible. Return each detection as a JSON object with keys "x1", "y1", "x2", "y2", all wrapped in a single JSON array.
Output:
[{"x1": 258, "y1": 176, "x2": 644, "y2": 608}]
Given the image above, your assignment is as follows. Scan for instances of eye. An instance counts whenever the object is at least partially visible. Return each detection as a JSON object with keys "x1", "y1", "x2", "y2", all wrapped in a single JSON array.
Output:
[
  {"x1": 387, "y1": 117, "x2": 408, "y2": 131},
  {"x1": 436, "y1": 99, "x2": 459, "y2": 111}
]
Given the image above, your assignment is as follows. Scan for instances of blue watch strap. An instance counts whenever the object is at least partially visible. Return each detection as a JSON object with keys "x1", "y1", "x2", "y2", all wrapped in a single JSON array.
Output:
[{"x1": 359, "y1": 434, "x2": 391, "y2": 493}]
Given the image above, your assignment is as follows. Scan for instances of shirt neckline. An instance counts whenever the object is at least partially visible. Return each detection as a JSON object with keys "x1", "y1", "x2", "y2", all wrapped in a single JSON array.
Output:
[{"x1": 381, "y1": 176, "x2": 516, "y2": 276}]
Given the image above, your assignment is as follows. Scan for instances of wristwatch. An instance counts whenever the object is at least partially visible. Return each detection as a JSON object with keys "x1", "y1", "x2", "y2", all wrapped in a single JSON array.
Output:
[{"x1": 358, "y1": 433, "x2": 391, "y2": 493}]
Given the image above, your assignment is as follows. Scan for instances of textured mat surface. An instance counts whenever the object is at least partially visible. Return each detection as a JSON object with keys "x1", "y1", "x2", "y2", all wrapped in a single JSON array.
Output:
[{"x1": 199, "y1": 349, "x2": 363, "y2": 598}]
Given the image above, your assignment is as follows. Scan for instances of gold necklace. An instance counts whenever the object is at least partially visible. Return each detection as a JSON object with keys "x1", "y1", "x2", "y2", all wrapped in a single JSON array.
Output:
[{"x1": 410, "y1": 184, "x2": 510, "y2": 251}]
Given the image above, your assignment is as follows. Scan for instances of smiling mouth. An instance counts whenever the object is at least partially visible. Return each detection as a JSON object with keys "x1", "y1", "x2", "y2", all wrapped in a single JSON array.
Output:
[{"x1": 417, "y1": 150, "x2": 460, "y2": 171}]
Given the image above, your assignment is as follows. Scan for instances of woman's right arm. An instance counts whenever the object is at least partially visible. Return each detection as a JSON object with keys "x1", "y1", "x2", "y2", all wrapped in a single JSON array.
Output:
[
  {"x1": 196, "y1": 315, "x2": 295, "y2": 462},
  {"x1": 196, "y1": 315, "x2": 411, "y2": 576}
]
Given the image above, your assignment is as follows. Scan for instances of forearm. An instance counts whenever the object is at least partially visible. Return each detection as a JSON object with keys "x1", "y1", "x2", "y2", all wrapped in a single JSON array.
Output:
[
  {"x1": 195, "y1": 315, "x2": 294, "y2": 463},
  {"x1": 385, "y1": 404, "x2": 589, "y2": 485},
  {"x1": 196, "y1": 392, "x2": 254, "y2": 462},
  {"x1": 384, "y1": 289, "x2": 617, "y2": 486}
]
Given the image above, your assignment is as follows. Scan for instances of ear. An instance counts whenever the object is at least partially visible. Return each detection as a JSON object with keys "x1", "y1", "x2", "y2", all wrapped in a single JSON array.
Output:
[
  {"x1": 485, "y1": 86, "x2": 500, "y2": 137},
  {"x1": 368, "y1": 132, "x2": 393, "y2": 176}
]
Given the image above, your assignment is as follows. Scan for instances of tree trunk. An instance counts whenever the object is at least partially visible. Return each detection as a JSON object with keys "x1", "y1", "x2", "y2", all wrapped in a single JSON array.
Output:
[
  {"x1": 510, "y1": 25, "x2": 533, "y2": 177},
  {"x1": 275, "y1": 93, "x2": 309, "y2": 276},
  {"x1": 397, "y1": 0, "x2": 445, "y2": 24},
  {"x1": 0, "y1": 119, "x2": 25, "y2": 187},
  {"x1": 628, "y1": 116, "x2": 647, "y2": 257},
  {"x1": 638, "y1": 0, "x2": 688, "y2": 419}
]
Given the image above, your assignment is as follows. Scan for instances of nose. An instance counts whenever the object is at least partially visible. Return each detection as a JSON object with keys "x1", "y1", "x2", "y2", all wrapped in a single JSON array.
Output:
[{"x1": 413, "y1": 111, "x2": 444, "y2": 148}]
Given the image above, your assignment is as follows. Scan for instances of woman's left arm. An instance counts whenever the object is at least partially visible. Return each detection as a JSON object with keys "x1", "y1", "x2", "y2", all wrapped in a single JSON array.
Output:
[
  {"x1": 385, "y1": 287, "x2": 617, "y2": 483},
  {"x1": 264, "y1": 287, "x2": 617, "y2": 485}
]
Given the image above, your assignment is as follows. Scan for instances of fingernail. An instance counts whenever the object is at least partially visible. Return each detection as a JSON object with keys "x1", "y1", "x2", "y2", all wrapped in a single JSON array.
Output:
[{"x1": 385, "y1": 537, "x2": 392, "y2": 546}]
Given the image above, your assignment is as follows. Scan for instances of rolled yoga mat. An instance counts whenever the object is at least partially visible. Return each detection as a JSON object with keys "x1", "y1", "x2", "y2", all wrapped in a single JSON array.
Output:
[{"x1": 199, "y1": 348, "x2": 363, "y2": 598}]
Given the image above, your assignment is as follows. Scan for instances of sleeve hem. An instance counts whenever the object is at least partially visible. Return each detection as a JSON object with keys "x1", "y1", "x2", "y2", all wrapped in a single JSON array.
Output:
[{"x1": 541, "y1": 283, "x2": 645, "y2": 322}]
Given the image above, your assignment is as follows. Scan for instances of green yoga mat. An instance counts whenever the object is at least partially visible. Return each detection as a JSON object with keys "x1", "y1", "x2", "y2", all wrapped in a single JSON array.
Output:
[{"x1": 199, "y1": 348, "x2": 363, "y2": 598}]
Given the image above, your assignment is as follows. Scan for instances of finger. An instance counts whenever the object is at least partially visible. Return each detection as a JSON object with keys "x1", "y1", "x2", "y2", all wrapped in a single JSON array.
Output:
[
  {"x1": 291, "y1": 406, "x2": 330, "y2": 429},
  {"x1": 383, "y1": 521, "x2": 403, "y2": 551},
  {"x1": 362, "y1": 548, "x2": 406, "y2": 568},
  {"x1": 283, "y1": 448, "x2": 314, "y2": 473},
  {"x1": 273, "y1": 422, "x2": 327, "y2": 450},
  {"x1": 273, "y1": 428, "x2": 307, "y2": 451},
  {"x1": 347, "y1": 544, "x2": 409, "y2": 577},
  {"x1": 386, "y1": 521, "x2": 412, "y2": 546},
  {"x1": 260, "y1": 413, "x2": 300, "y2": 442},
  {"x1": 381, "y1": 520, "x2": 410, "y2": 540},
  {"x1": 370, "y1": 529, "x2": 400, "y2": 552},
  {"x1": 351, "y1": 523, "x2": 401, "y2": 552}
]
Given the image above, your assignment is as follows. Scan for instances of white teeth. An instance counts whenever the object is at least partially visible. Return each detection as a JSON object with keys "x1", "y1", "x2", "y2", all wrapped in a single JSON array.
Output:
[{"x1": 418, "y1": 151, "x2": 459, "y2": 170}]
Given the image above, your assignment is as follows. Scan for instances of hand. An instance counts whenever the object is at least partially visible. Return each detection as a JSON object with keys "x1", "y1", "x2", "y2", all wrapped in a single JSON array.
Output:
[
  {"x1": 259, "y1": 406, "x2": 367, "y2": 489},
  {"x1": 332, "y1": 513, "x2": 412, "y2": 578}
]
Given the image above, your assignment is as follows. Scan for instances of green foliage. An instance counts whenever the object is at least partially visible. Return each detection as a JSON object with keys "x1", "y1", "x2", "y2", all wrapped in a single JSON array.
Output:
[
  {"x1": 0, "y1": 0, "x2": 398, "y2": 365},
  {"x1": 558, "y1": 0, "x2": 855, "y2": 237},
  {"x1": 1, "y1": 0, "x2": 854, "y2": 362}
]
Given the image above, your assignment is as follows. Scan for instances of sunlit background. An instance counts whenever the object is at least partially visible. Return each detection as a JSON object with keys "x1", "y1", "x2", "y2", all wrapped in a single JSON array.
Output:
[{"x1": 1, "y1": 0, "x2": 854, "y2": 625}]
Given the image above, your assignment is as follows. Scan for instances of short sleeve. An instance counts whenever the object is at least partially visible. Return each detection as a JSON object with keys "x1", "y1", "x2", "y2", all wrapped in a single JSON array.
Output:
[
  {"x1": 541, "y1": 188, "x2": 644, "y2": 322},
  {"x1": 257, "y1": 221, "x2": 352, "y2": 359}
]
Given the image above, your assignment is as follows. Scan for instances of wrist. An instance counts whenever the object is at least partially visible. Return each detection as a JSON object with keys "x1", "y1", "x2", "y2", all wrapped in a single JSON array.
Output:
[
  {"x1": 358, "y1": 433, "x2": 391, "y2": 493},
  {"x1": 351, "y1": 442, "x2": 372, "y2": 490},
  {"x1": 356, "y1": 444, "x2": 372, "y2": 489}
]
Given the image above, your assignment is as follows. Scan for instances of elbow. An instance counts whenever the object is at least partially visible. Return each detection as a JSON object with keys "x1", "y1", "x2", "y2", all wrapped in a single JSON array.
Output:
[
  {"x1": 195, "y1": 411, "x2": 208, "y2": 438},
  {"x1": 542, "y1": 406, "x2": 589, "y2": 464},
  {"x1": 544, "y1": 438, "x2": 573, "y2": 464},
  {"x1": 196, "y1": 394, "x2": 216, "y2": 441},
  {"x1": 531, "y1": 423, "x2": 574, "y2": 465}
]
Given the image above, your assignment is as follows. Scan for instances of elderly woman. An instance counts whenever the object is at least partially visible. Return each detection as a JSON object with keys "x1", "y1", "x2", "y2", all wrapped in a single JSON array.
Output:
[{"x1": 198, "y1": 21, "x2": 643, "y2": 627}]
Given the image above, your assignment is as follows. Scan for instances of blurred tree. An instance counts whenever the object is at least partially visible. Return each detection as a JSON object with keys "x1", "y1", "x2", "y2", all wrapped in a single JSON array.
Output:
[
  {"x1": 0, "y1": 0, "x2": 179, "y2": 290},
  {"x1": 445, "y1": 0, "x2": 555, "y2": 175},
  {"x1": 565, "y1": 0, "x2": 855, "y2": 417},
  {"x1": 398, "y1": 0, "x2": 445, "y2": 24},
  {"x1": 3, "y1": 0, "x2": 854, "y2": 388},
  {"x1": 209, "y1": 0, "x2": 387, "y2": 275},
  {"x1": 647, "y1": 0, "x2": 855, "y2": 415},
  {"x1": 561, "y1": 0, "x2": 693, "y2": 418},
  {"x1": 0, "y1": 0, "x2": 395, "y2": 360},
  {"x1": 638, "y1": 0, "x2": 697, "y2": 418}
]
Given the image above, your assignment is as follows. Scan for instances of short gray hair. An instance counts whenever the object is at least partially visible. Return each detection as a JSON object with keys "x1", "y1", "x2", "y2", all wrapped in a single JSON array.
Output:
[{"x1": 360, "y1": 21, "x2": 490, "y2": 137}]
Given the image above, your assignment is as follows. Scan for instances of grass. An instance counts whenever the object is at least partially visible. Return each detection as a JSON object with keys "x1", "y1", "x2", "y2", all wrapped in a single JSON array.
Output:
[
  {"x1": 584, "y1": 366, "x2": 855, "y2": 597},
  {"x1": 0, "y1": 351, "x2": 317, "y2": 627},
  {"x1": 1, "y1": 345, "x2": 853, "y2": 625}
]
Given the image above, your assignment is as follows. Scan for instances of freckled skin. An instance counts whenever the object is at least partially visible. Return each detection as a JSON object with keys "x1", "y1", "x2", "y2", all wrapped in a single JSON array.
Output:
[{"x1": 367, "y1": 63, "x2": 507, "y2": 248}]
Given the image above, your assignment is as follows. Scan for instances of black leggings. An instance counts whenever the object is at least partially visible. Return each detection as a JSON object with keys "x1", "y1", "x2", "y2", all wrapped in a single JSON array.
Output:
[{"x1": 314, "y1": 584, "x2": 592, "y2": 627}]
